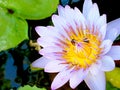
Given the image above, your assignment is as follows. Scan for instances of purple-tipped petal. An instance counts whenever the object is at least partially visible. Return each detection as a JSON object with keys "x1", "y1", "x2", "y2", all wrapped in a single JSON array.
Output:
[
  {"x1": 58, "y1": 5, "x2": 77, "y2": 31},
  {"x1": 107, "y1": 46, "x2": 120, "y2": 60},
  {"x1": 74, "y1": 7, "x2": 86, "y2": 29},
  {"x1": 37, "y1": 37, "x2": 55, "y2": 47},
  {"x1": 70, "y1": 69, "x2": 88, "y2": 89},
  {"x1": 84, "y1": 71, "x2": 105, "y2": 90},
  {"x1": 105, "y1": 28, "x2": 119, "y2": 41},
  {"x1": 40, "y1": 52, "x2": 62, "y2": 61},
  {"x1": 89, "y1": 60, "x2": 102, "y2": 75},
  {"x1": 95, "y1": 14, "x2": 106, "y2": 30},
  {"x1": 87, "y1": 3, "x2": 100, "y2": 26},
  {"x1": 58, "y1": 5, "x2": 65, "y2": 17},
  {"x1": 45, "y1": 60, "x2": 67, "y2": 73},
  {"x1": 52, "y1": 15, "x2": 70, "y2": 40},
  {"x1": 32, "y1": 57, "x2": 50, "y2": 68},
  {"x1": 52, "y1": 15, "x2": 68, "y2": 30},
  {"x1": 51, "y1": 68, "x2": 73, "y2": 90},
  {"x1": 35, "y1": 26, "x2": 48, "y2": 36},
  {"x1": 99, "y1": 24, "x2": 107, "y2": 40},
  {"x1": 40, "y1": 46, "x2": 62, "y2": 55},
  {"x1": 83, "y1": 0, "x2": 92, "y2": 18},
  {"x1": 35, "y1": 26, "x2": 59, "y2": 38},
  {"x1": 100, "y1": 55, "x2": 115, "y2": 71},
  {"x1": 64, "y1": 5, "x2": 77, "y2": 30},
  {"x1": 107, "y1": 18, "x2": 120, "y2": 34},
  {"x1": 100, "y1": 40, "x2": 113, "y2": 55}
]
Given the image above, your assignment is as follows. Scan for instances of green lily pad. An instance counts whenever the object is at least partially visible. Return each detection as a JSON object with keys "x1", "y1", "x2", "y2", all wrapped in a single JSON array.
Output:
[
  {"x1": 0, "y1": 7, "x2": 28, "y2": 51},
  {"x1": 0, "y1": 0, "x2": 59, "y2": 20},
  {"x1": 106, "y1": 67, "x2": 120, "y2": 89},
  {"x1": 18, "y1": 85, "x2": 46, "y2": 90},
  {"x1": 106, "y1": 82, "x2": 120, "y2": 90}
]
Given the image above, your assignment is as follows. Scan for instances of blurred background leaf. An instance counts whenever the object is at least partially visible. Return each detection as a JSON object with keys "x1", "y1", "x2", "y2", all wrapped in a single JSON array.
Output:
[
  {"x1": 106, "y1": 67, "x2": 120, "y2": 89},
  {"x1": 0, "y1": 7, "x2": 28, "y2": 51},
  {"x1": 17, "y1": 85, "x2": 46, "y2": 90},
  {"x1": 0, "y1": 0, "x2": 59, "y2": 20},
  {"x1": 106, "y1": 82, "x2": 120, "y2": 90}
]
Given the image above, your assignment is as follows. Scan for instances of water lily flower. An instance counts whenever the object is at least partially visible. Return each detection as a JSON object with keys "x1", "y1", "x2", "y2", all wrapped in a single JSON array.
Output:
[{"x1": 32, "y1": 0, "x2": 120, "y2": 90}]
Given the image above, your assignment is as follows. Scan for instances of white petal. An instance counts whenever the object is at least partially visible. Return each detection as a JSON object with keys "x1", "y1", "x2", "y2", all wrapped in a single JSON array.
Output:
[
  {"x1": 42, "y1": 53, "x2": 61, "y2": 61},
  {"x1": 35, "y1": 26, "x2": 60, "y2": 39},
  {"x1": 100, "y1": 40, "x2": 113, "y2": 55},
  {"x1": 105, "y1": 28, "x2": 119, "y2": 41},
  {"x1": 58, "y1": 5, "x2": 65, "y2": 17},
  {"x1": 63, "y1": 5, "x2": 77, "y2": 29},
  {"x1": 83, "y1": 0, "x2": 92, "y2": 18},
  {"x1": 99, "y1": 24, "x2": 107, "y2": 40},
  {"x1": 51, "y1": 68, "x2": 73, "y2": 90},
  {"x1": 40, "y1": 46, "x2": 62, "y2": 55},
  {"x1": 107, "y1": 46, "x2": 120, "y2": 60},
  {"x1": 52, "y1": 15, "x2": 70, "y2": 40},
  {"x1": 84, "y1": 71, "x2": 106, "y2": 90},
  {"x1": 35, "y1": 26, "x2": 48, "y2": 36},
  {"x1": 37, "y1": 37, "x2": 56, "y2": 47},
  {"x1": 32, "y1": 57, "x2": 50, "y2": 68},
  {"x1": 100, "y1": 55, "x2": 115, "y2": 71},
  {"x1": 87, "y1": 3, "x2": 100, "y2": 26},
  {"x1": 89, "y1": 60, "x2": 102, "y2": 75},
  {"x1": 70, "y1": 69, "x2": 88, "y2": 89},
  {"x1": 52, "y1": 15, "x2": 69, "y2": 30},
  {"x1": 107, "y1": 18, "x2": 120, "y2": 34},
  {"x1": 74, "y1": 7, "x2": 86, "y2": 29},
  {"x1": 58, "y1": 5, "x2": 76, "y2": 30},
  {"x1": 58, "y1": 5, "x2": 72, "y2": 18},
  {"x1": 46, "y1": 26, "x2": 60, "y2": 37},
  {"x1": 45, "y1": 60, "x2": 67, "y2": 73},
  {"x1": 95, "y1": 14, "x2": 106, "y2": 30}
]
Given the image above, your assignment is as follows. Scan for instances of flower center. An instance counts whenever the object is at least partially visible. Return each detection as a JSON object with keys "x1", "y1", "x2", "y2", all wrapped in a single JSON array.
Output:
[{"x1": 61, "y1": 29, "x2": 102, "y2": 69}]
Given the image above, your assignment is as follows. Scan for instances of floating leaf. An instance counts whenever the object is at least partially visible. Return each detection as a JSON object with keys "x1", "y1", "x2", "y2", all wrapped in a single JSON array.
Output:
[
  {"x1": 106, "y1": 67, "x2": 120, "y2": 89},
  {"x1": 0, "y1": 0, "x2": 59, "y2": 20},
  {"x1": 106, "y1": 82, "x2": 119, "y2": 90},
  {"x1": 0, "y1": 7, "x2": 28, "y2": 51},
  {"x1": 18, "y1": 85, "x2": 46, "y2": 90}
]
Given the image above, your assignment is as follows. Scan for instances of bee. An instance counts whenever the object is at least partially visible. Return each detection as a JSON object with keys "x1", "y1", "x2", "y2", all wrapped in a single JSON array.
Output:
[
  {"x1": 83, "y1": 38, "x2": 89, "y2": 43},
  {"x1": 71, "y1": 39, "x2": 76, "y2": 45},
  {"x1": 71, "y1": 38, "x2": 89, "y2": 45}
]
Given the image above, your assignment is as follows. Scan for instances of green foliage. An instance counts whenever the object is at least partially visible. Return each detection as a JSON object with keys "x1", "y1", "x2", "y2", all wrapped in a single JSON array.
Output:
[
  {"x1": 30, "y1": 64, "x2": 43, "y2": 71},
  {"x1": 17, "y1": 85, "x2": 46, "y2": 90},
  {"x1": 0, "y1": 7, "x2": 28, "y2": 51},
  {"x1": 106, "y1": 82, "x2": 120, "y2": 90},
  {"x1": 0, "y1": 0, "x2": 59, "y2": 51},
  {"x1": 0, "y1": 0, "x2": 59, "y2": 20},
  {"x1": 106, "y1": 67, "x2": 120, "y2": 89}
]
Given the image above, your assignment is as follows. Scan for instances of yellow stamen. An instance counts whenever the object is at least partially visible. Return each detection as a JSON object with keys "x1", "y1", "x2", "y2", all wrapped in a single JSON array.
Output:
[{"x1": 61, "y1": 29, "x2": 102, "y2": 69}]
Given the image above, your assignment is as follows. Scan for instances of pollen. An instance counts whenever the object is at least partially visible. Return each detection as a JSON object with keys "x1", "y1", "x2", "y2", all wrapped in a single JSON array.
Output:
[{"x1": 61, "y1": 28, "x2": 102, "y2": 69}]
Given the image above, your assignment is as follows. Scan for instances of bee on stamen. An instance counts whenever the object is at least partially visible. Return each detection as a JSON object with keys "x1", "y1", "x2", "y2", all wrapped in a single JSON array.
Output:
[
  {"x1": 83, "y1": 38, "x2": 89, "y2": 43},
  {"x1": 71, "y1": 39, "x2": 76, "y2": 45}
]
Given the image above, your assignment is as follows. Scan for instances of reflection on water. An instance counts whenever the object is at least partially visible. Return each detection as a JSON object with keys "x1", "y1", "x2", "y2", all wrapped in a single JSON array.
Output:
[
  {"x1": 0, "y1": 40, "x2": 50, "y2": 90},
  {"x1": 4, "y1": 53, "x2": 19, "y2": 88}
]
